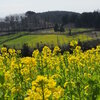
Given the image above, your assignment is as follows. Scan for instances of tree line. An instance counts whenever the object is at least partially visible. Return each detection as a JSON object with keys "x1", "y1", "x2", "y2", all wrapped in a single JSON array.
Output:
[
  {"x1": 0, "y1": 11, "x2": 100, "y2": 32},
  {"x1": 0, "y1": 11, "x2": 54, "y2": 32},
  {"x1": 62, "y1": 11, "x2": 100, "y2": 28}
]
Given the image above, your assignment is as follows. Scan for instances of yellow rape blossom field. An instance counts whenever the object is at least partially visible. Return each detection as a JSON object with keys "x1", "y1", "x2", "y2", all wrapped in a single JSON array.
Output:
[{"x1": 0, "y1": 41, "x2": 100, "y2": 100}]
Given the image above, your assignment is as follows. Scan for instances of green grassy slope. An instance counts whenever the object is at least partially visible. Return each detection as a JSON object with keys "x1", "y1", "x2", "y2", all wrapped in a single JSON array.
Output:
[
  {"x1": 0, "y1": 34, "x2": 92, "y2": 49},
  {"x1": 0, "y1": 28, "x2": 95, "y2": 49}
]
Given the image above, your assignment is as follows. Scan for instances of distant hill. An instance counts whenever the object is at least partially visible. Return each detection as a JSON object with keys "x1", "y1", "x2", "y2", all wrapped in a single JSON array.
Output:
[
  {"x1": 37, "y1": 11, "x2": 80, "y2": 24},
  {"x1": 0, "y1": 11, "x2": 80, "y2": 32},
  {"x1": 0, "y1": 10, "x2": 100, "y2": 32}
]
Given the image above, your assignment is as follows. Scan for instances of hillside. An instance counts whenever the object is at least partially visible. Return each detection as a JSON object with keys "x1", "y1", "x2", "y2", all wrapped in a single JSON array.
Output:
[
  {"x1": 0, "y1": 11, "x2": 79, "y2": 32},
  {"x1": 0, "y1": 11, "x2": 100, "y2": 32},
  {"x1": 37, "y1": 11, "x2": 80, "y2": 24}
]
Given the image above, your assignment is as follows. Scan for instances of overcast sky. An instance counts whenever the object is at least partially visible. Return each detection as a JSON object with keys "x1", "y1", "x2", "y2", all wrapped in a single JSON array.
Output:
[{"x1": 0, "y1": 0, "x2": 100, "y2": 17}]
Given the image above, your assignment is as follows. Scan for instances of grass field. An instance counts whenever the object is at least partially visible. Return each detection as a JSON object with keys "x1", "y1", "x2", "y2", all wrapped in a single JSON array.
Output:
[
  {"x1": 0, "y1": 28, "x2": 96, "y2": 49},
  {"x1": 65, "y1": 28, "x2": 92, "y2": 33},
  {"x1": 0, "y1": 34, "x2": 92, "y2": 49},
  {"x1": 36, "y1": 28, "x2": 93, "y2": 34}
]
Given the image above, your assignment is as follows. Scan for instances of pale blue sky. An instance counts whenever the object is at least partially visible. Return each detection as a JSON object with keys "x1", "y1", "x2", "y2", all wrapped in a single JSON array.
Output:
[{"x1": 0, "y1": 0, "x2": 100, "y2": 17}]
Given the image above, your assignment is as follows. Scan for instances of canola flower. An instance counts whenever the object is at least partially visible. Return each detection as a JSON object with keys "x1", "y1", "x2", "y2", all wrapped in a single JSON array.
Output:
[
  {"x1": 0, "y1": 42, "x2": 100, "y2": 100},
  {"x1": 70, "y1": 40, "x2": 78, "y2": 47}
]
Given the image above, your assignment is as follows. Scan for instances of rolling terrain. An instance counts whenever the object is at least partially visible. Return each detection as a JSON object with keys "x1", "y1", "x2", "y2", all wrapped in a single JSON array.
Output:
[{"x1": 0, "y1": 28, "x2": 99, "y2": 49}]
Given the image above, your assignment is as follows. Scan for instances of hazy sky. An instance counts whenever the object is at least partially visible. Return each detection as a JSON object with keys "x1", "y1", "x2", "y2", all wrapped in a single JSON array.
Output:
[{"x1": 0, "y1": 0, "x2": 100, "y2": 17}]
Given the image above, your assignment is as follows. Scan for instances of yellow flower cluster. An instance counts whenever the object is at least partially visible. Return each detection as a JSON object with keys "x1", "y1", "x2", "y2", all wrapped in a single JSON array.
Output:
[
  {"x1": 70, "y1": 40, "x2": 78, "y2": 47},
  {"x1": 25, "y1": 75, "x2": 64, "y2": 100},
  {"x1": 0, "y1": 44, "x2": 100, "y2": 100}
]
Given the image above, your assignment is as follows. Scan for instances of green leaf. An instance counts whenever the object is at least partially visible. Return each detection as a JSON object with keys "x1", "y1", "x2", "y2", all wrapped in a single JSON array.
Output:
[
  {"x1": 0, "y1": 89, "x2": 3, "y2": 99},
  {"x1": 0, "y1": 71, "x2": 4, "y2": 84}
]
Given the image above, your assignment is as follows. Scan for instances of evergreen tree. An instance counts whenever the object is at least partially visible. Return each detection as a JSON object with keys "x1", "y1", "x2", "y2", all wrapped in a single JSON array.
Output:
[
  {"x1": 60, "y1": 25, "x2": 65, "y2": 32},
  {"x1": 54, "y1": 24, "x2": 59, "y2": 32}
]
